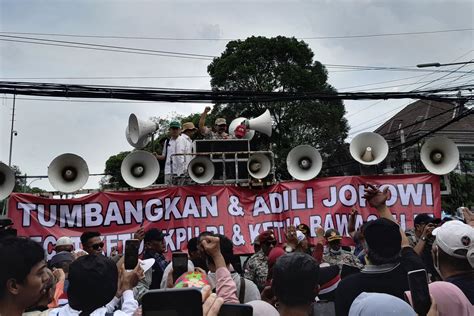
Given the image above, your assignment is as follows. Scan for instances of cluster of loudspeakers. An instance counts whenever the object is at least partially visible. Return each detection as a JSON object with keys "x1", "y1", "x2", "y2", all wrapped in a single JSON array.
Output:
[
  {"x1": 0, "y1": 127, "x2": 460, "y2": 198},
  {"x1": 121, "y1": 110, "x2": 274, "y2": 187}
]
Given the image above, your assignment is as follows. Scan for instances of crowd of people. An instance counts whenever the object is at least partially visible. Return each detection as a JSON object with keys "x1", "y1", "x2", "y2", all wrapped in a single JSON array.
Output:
[{"x1": 1, "y1": 185, "x2": 473, "y2": 315}]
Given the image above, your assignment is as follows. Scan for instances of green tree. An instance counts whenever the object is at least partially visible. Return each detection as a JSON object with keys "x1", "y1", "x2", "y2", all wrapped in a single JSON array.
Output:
[{"x1": 207, "y1": 36, "x2": 349, "y2": 178}]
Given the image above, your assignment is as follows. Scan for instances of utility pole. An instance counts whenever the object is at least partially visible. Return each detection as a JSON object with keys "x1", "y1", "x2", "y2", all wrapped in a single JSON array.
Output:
[{"x1": 8, "y1": 94, "x2": 16, "y2": 166}]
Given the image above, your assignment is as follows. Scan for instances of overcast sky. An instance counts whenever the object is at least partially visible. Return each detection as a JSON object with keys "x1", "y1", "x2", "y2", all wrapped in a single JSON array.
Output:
[{"x1": 0, "y1": 0, "x2": 473, "y2": 191}]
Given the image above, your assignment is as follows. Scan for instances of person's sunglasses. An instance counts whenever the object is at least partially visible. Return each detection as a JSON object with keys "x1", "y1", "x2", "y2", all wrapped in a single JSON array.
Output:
[{"x1": 92, "y1": 242, "x2": 104, "y2": 250}]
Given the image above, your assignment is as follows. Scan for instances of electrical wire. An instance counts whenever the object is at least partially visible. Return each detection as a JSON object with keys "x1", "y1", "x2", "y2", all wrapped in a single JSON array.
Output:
[{"x1": 0, "y1": 27, "x2": 471, "y2": 41}]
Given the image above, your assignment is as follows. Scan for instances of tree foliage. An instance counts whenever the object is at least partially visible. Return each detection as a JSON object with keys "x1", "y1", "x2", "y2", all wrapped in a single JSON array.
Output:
[{"x1": 207, "y1": 36, "x2": 349, "y2": 178}]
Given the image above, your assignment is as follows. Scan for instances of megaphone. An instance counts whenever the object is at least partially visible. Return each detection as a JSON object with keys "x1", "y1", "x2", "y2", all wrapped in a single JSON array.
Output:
[
  {"x1": 188, "y1": 156, "x2": 215, "y2": 184},
  {"x1": 350, "y1": 132, "x2": 389, "y2": 165},
  {"x1": 48, "y1": 154, "x2": 89, "y2": 193},
  {"x1": 286, "y1": 145, "x2": 322, "y2": 181},
  {"x1": 121, "y1": 151, "x2": 160, "y2": 188},
  {"x1": 125, "y1": 126, "x2": 151, "y2": 149},
  {"x1": 420, "y1": 136, "x2": 459, "y2": 175},
  {"x1": 229, "y1": 117, "x2": 255, "y2": 140},
  {"x1": 0, "y1": 162, "x2": 15, "y2": 200},
  {"x1": 247, "y1": 109, "x2": 272, "y2": 137},
  {"x1": 247, "y1": 154, "x2": 272, "y2": 179},
  {"x1": 128, "y1": 114, "x2": 158, "y2": 147}
]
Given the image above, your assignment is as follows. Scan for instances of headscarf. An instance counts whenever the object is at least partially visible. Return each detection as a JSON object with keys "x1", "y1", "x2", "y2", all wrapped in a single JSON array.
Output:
[
  {"x1": 349, "y1": 292, "x2": 416, "y2": 316},
  {"x1": 405, "y1": 281, "x2": 473, "y2": 316},
  {"x1": 246, "y1": 300, "x2": 279, "y2": 316}
]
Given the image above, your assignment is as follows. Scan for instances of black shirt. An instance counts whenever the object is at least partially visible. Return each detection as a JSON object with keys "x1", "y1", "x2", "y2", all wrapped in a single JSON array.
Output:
[
  {"x1": 446, "y1": 271, "x2": 474, "y2": 305},
  {"x1": 335, "y1": 247, "x2": 425, "y2": 316}
]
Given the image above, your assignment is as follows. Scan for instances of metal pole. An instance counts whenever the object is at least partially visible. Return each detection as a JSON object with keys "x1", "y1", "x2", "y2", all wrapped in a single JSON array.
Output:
[{"x1": 8, "y1": 94, "x2": 16, "y2": 166}]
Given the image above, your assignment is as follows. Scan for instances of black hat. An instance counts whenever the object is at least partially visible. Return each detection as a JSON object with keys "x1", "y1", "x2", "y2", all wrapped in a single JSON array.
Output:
[
  {"x1": 144, "y1": 228, "x2": 168, "y2": 242},
  {"x1": 414, "y1": 213, "x2": 434, "y2": 226},
  {"x1": 68, "y1": 254, "x2": 118, "y2": 313},
  {"x1": 364, "y1": 218, "x2": 401, "y2": 258},
  {"x1": 49, "y1": 251, "x2": 74, "y2": 268}
]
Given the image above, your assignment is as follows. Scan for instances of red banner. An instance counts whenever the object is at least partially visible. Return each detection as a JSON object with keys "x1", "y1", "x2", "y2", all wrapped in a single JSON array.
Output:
[{"x1": 8, "y1": 174, "x2": 440, "y2": 260}]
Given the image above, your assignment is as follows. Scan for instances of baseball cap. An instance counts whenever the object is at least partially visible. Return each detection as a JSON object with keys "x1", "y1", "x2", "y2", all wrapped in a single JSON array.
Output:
[
  {"x1": 182, "y1": 122, "x2": 197, "y2": 131},
  {"x1": 325, "y1": 229, "x2": 342, "y2": 242},
  {"x1": 414, "y1": 213, "x2": 435, "y2": 226},
  {"x1": 432, "y1": 220, "x2": 474, "y2": 267},
  {"x1": 56, "y1": 236, "x2": 73, "y2": 246},
  {"x1": 144, "y1": 228, "x2": 168, "y2": 242},
  {"x1": 258, "y1": 230, "x2": 276, "y2": 244},
  {"x1": 169, "y1": 121, "x2": 181, "y2": 129},
  {"x1": 364, "y1": 218, "x2": 401, "y2": 258},
  {"x1": 215, "y1": 118, "x2": 227, "y2": 126}
]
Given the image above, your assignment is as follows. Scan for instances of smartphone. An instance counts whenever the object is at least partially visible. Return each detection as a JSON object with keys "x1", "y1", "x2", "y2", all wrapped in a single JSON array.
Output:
[
  {"x1": 218, "y1": 304, "x2": 253, "y2": 316},
  {"x1": 124, "y1": 239, "x2": 140, "y2": 270},
  {"x1": 143, "y1": 288, "x2": 203, "y2": 316},
  {"x1": 407, "y1": 269, "x2": 431, "y2": 316},
  {"x1": 172, "y1": 252, "x2": 189, "y2": 282}
]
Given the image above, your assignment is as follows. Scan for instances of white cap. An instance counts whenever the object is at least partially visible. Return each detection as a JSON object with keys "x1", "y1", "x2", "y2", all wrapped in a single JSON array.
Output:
[
  {"x1": 432, "y1": 220, "x2": 474, "y2": 267},
  {"x1": 56, "y1": 236, "x2": 73, "y2": 246},
  {"x1": 296, "y1": 230, "x2": 306, "y2": 244}
]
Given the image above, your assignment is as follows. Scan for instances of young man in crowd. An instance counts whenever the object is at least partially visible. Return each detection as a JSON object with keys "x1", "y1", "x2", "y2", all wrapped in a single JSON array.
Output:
[
  {"x1": 322, "y1": 229, "x2": 363, "y2": 269},
  {"x1": 54, "y1": 237, "x2": 74, "y2": 253},
  {"x1": 157, "y1": 121, "x2": 187, "y2": 185},
  {"x1": 204, "y1": 234, "x2": 261, "y2": 303},
  {"x1": 272, "y1": 253, "x2": 320, "y2": 316},
  {"x1": 199, "y1": 106, "x2": 234, "y2": 139},
  {"x1": 244, "y1": 230, "x2": 276, "y2": 291},
  {"x1": 188, "y1": 237, "x2": 208, "y2": 271},
  {"x1": 49, "y1": 254, "x2": 141, "y2": 316},
  {"x1": 143, "y1": 228, "x2": 168, "y2": 290},
  {"x1": 80, "y1": 231, "x2": 104, "y2": 255},
  {"x1": 0, "y1": 237, "x2": 50, "y2": 316},
  {"x1": 181, "y1": 122, "x2": 198, "y2": 173},
  {"x1": 406, "y1": 213, "x2": 441, "y2": 281},
  {"x1": 431, "y1": 219, "x2": 474, "y2": 304},
  {"x1": 335, "y1": 185, "x2": 425, "y2": 316}
]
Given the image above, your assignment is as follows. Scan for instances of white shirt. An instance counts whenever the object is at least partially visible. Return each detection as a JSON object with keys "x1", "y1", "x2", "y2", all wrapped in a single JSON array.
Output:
[
  {"x1": 48, "y1": 290, "x2": 138, "y2": 316},
  {"x1": 181, "y1": 133, "x2": 194, "y2": 171},
  {"x1": 163, "y1": 136, "x2": 187, "y2": 175}
]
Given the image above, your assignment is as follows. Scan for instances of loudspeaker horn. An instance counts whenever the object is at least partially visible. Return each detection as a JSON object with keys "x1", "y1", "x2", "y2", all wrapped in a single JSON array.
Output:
[
  {"x1": 247, "y1": 110, "x2": 272, "y2": 137},
  {"x1": 248, "y1": 154, "x2": 272, "y2": 179},
  {"x1": 0, "y1": 162, "x2": 15, "y2": 200},
  {"x1": 188, "y1": 156, "x2": 215, "y2": 184},
  {"x1": 121, "y1": 151, "x2": 160, "y2": 188},
  {"x1": 420, "y1": 136, "x2": 459, "y2": 175},
  {"x1": 48, "y1": 153, "x2": 89, "y2": 193},
  {"x1": 286, "y1": 145, "x2": 322, "y2": 181},
  {"x1": 128, "y1": 114, "x2": 158, "y2": 146},
  {"x1": 229, "y1": 117, "x2": 255, "y2": 140},
  {"x1": 350, "y1": 132, "x2": 389, "y2": 165},
  {"x1": 125, "y1": 126, "x2": 151, "y2": 149}
]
